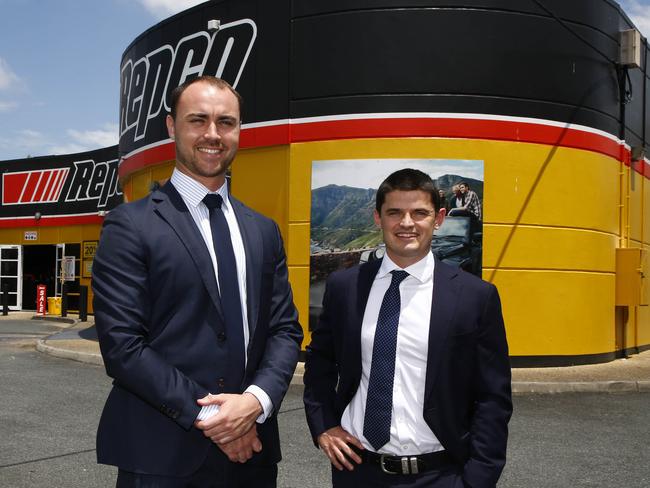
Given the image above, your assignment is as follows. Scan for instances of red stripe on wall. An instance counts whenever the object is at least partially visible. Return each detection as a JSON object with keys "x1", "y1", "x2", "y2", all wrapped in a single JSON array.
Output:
[
  {"x1": 53, "y1": 168, "x2": 69, "y2": 201},
  {"x1": 2, "y1": 173, "x2": 29, "y2": 205},
  {"x1": 117, "y1": 123, "x2": 293, "y2": 178},
  {"x1": 240, "y1": 124, "x2": 291, "y2": 148},
  {"x1": 118, "y1": 143, "x2": 176, "y2": 178},
  {"x1": 629, "y1": 158, "x2": 650, "y2": 177},
  {"x1": 289, "y1": 118, "x2": 623, "y2": 160},
  {"x1": 21, "y1": 173, "x2": 40, "y2": 203},
  {"x1": 33, "y1": 170, "x2": 52, "y2": 203},
  {"x1": 118, "y1": 116, "x2": 644, "y2": 180},
  {"x1": 46, "y1": 170, "x2": 62, "y2": 201}
]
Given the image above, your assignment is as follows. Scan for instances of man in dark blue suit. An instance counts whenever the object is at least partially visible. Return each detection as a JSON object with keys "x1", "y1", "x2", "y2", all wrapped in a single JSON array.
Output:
[
  {"x1": 92, "y1": 76, "x2": 302, "y2": 487},
  {"x1": 304, "y1": 169, "x2": 511, "y2": 487}
]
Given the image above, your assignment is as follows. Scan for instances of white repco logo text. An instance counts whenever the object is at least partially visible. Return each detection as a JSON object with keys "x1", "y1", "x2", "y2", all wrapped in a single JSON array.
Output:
[
  {"x1": 65, "y1": 159, "x2": 122, "y2": 208},
  {"x1": 119, "y1": 19, "x2": 257, "y2": 146}
]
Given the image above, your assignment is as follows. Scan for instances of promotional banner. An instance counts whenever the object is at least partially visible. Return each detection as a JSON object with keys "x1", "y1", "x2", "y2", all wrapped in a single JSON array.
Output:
[{"x1": 36, "y1": 284, "x2": 46, "y2": 315}]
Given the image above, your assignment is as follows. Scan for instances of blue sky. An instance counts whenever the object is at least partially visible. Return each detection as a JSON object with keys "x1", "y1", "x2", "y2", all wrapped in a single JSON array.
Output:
[
  {"x1": 0, "y1": 0, "x2": 649, "y2": 161},
  {"x1": 312, "y1": 159, "x2": 484, "y2": 190},
  {"x1": 0, "y1": 0, "x2": 205, "y2": 160}
]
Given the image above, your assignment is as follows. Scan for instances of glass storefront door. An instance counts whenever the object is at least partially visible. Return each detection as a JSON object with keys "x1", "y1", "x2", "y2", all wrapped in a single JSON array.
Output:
[{"x1": 0, "y1": 245, "x2": 22, "y2": 310}]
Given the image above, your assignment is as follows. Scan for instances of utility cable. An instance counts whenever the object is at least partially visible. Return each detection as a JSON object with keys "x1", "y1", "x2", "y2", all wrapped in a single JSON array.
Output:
[{"x1": 530, "y1": 0, "x2": 618, "y2": 66}]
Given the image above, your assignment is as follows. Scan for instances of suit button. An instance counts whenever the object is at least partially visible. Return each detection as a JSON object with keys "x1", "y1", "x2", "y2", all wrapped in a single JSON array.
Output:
[
  {"x1": 217, "y1": 332, "x2": 226, "y2": 342},
  {"x1": 218, "y1": 378, "x2": 225, "y2": 388}
]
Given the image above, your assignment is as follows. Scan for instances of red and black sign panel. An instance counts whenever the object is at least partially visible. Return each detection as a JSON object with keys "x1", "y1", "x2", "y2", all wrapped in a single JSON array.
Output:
[
  {"x1": 0, "y1": 145, "x2": 122, "y2": 219},
  {"x1": 119, "y1": 0, "x2": 290, "y2": 158}
]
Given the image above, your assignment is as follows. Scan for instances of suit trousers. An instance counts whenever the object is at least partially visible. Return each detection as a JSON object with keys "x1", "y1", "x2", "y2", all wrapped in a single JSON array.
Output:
[
  {"x1": 116, "y1": 444, "x2": 277, "y2": 488},
  {"x1": 331, "y1": 462, "x2": 466, "y2": 488}
]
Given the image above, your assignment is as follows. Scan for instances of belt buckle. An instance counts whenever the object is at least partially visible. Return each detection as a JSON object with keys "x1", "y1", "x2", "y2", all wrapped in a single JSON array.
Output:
[
  {"x1": 379, "y1": 454, "x2": 399, "y2": 475},
  {"x1": 379, "y1": 455, "x2": 419, "y2": 475}
]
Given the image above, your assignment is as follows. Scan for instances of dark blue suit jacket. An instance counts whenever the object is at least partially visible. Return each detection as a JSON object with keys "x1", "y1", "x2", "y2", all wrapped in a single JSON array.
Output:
[
  {"x1": 92, "y1": 182, "x2": 302, "y2": 476},
  {"x1": 303, "y1": 258, "x2": 511, "y2": 488}
]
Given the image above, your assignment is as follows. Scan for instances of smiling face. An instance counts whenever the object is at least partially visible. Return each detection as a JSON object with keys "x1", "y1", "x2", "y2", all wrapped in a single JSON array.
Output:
[
  {"x1": 374, "y1": 190, "x2": 445, "y2": 268},
  {"x1": 166, "y1": 81, "x2": 240, "y2": 191}
]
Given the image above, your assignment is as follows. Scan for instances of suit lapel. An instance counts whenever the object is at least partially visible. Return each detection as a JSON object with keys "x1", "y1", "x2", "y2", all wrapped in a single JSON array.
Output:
[
  {"x1": 154, "y1": 182, "x2": 225, "y2": 323},
  {"x1": 229, "y1": 196, "x2": 262, "y2": 340},
  {"x1": 424, "y1": 259, "x2": 461, "y2": 403}
]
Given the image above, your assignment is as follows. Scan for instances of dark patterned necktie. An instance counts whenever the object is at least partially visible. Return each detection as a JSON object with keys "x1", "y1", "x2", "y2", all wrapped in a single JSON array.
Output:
[
  {"x1": 203, "y1": 193, "x2": 245, "y2": 389},
  {"x1": 363, "y1": 269, "x2": 409, "y2": 451}
]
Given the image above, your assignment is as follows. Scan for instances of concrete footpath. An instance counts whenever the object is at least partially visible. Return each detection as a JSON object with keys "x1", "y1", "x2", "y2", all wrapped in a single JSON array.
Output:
[{"x1": 13, "y1": 311, "x2": 650, "y2": 394}]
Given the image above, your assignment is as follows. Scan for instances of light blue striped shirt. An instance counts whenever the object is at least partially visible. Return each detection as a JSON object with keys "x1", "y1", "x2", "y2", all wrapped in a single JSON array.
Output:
[{"x1": 170, "y1": 168, "x2": 272, "y2": 422}]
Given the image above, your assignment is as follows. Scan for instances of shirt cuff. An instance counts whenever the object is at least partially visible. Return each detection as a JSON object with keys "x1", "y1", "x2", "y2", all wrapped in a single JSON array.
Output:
[
  {"x1": 196, "y1": 403, "x2": 219, "y2": 421},
  {"x1": 245, "y1": 385, "x2": 274, "y2": 423}
]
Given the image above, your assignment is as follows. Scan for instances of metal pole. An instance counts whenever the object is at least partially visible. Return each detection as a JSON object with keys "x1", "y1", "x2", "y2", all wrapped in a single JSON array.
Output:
[{"x1": 61, "y1": 283, "x2": 68, "y2": 318}]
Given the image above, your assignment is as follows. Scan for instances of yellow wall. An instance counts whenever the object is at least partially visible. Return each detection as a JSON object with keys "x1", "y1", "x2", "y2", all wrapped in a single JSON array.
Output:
[
  {"x1": 621, "y1": 162, "x2": 649, "y2": 351},
  {"x1": 123, "y1": 160, "x2": 176, "y2": 202},
  {"x1": 117, "y1": 136, "x2": 648, "y2": 359},
  {"x1": 288, "y1": 138, "x2": 622, "y2": 357}
]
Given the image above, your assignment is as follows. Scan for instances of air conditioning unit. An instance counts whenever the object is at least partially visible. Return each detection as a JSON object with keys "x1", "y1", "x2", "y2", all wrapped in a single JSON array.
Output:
[{"x1": 620, "y1": 29, "x2": 641, "y2": 68}]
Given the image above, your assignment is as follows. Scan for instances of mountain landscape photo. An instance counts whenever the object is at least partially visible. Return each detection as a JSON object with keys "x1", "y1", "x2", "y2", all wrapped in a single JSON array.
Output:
[{"x1": 310, "y1": 174, "x2": 483, "y2": 252}]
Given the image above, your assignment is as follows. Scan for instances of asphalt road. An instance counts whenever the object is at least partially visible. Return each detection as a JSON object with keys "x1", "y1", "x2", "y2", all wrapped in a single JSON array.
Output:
[{"x1": 1, "y1": 321, "x2": 649, "y2": 487}]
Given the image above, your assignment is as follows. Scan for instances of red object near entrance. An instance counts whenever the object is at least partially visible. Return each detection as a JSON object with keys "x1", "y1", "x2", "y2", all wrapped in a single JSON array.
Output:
[{"x1": 37, "y1": 285, "x2": 46, "y2": 315}]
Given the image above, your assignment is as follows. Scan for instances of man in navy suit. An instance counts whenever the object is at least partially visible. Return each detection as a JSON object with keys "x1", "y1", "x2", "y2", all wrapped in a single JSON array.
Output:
[
  {"x1": 304, "y1": 169, "x2": 511, "y2": 487},
  {"x1": 92, "y1": 76, "x2": 302, "y2": 487}
]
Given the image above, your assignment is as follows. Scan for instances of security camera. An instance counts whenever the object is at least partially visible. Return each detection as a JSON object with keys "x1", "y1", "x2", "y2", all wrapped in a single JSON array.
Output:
[{"x1": 207, "y1": 19, "x2": 220, "y2": 33}]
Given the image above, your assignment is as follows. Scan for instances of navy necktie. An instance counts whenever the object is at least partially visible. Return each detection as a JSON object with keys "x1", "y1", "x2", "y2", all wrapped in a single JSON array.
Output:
[
  {"x1": 363, "y1": 269, "x2": 409, "y2": 451},
  {"x1": 203, "y1": 193, "x2": 245, "y2": 390}
]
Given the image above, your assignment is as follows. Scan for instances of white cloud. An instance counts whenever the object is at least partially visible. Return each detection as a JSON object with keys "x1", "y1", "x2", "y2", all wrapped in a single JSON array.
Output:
[
  {"x1": 46, "y1": 142, "x2": 90, "y2": 155},
  {"x1": 47, "y1": 123, "x2": 118, "y2": 154},
  {"x1": 0, "y1": 123, "x2": 119, "y2": 159},
  {"x1": 67, "y1": 123, "x2": 119, "y2": 148},
  {"x1": 620, "y1": 0, "x2": 650, "y2": 39},
  {"x1": 17, "y1": 129, "x2": 43, "y2": 140},
  {"x1": 0, "y1": 100, "x2": 18, "y2": 112},
  {"x1": 0, "y1": 57, "x2": 20, "y2": 90},
  {"x1": 0, "y1": 129, "x2": 48, "y2": 159},
  {"x1": 138, "y1": 0, "x2": 206, "y2": 19}
]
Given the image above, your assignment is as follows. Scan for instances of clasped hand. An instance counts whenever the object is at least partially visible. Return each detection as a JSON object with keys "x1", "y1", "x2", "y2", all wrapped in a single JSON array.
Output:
[{"x1": 194, "y1": 393, "x2": 263, "y2": 463}]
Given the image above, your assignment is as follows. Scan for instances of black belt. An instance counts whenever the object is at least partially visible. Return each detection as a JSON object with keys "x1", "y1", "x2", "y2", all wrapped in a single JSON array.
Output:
[{"x1": 352, "y1": 445, "x2": 455, "y2": 475}]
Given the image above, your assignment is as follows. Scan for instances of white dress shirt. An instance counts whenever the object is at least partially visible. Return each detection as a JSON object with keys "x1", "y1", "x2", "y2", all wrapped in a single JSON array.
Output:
[
  {"x1": 340, "y1": 252, "x2": 443, "y2": 455},
  {"x1": 169, "y1": 169, "x2": 272, "y2": 422}
]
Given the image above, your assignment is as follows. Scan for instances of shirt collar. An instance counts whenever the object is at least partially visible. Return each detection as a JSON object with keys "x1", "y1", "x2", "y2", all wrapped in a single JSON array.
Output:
[
  {"x1": 377, "y1": 251, "x2": 435, "y2": 284},
  {"x1": 170, "y1": 168, "x2": 229, "y2": 208}
]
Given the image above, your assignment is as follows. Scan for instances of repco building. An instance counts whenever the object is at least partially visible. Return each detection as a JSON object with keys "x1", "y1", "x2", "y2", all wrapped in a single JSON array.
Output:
[
  {"x1": 0, "y1": 147, "x2": 121, "y2": 312},
  {"x1": 1, "y1": 0, "x2": 649, "y2": 366}
]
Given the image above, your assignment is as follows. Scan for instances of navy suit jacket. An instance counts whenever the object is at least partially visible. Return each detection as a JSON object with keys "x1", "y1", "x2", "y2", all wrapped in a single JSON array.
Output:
[
  {"x1": 303, "y1": 258, "x2": 512, "y2": 488},
  {"x1": 92, "y1": 182, "x2": 302, "y2": 476}
]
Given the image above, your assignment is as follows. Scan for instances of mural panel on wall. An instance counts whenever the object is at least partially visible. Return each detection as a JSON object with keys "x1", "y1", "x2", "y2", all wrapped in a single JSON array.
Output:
[{"x1": 310, "y1": 158, "x2": 484, "y2": 328}]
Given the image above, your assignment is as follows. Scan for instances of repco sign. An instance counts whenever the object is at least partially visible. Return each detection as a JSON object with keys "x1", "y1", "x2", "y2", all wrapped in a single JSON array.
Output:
[
  {"x1": 0, "y1": 147, "x2": 123, "y2": 219},
  {"x1": 119, "y1": 18, "x2": 256, "y2": 156}
]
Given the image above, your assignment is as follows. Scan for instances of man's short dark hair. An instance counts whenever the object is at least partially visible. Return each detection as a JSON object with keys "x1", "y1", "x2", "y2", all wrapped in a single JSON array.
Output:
[
  {"x1": 169, "y1": 75, "x2": 243, "y2": 120},
  {"x1": 376, "y1": 168, "x2": 441, "y2": 213},
  {"x1": 458, "y1": 181, "x2": 470, "y2": 189}
]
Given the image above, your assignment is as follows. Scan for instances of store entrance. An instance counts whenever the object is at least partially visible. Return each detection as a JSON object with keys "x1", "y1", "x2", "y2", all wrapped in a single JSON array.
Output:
[{"x1": 22, "y1": 245, "x2": 57, "y2": 311}]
